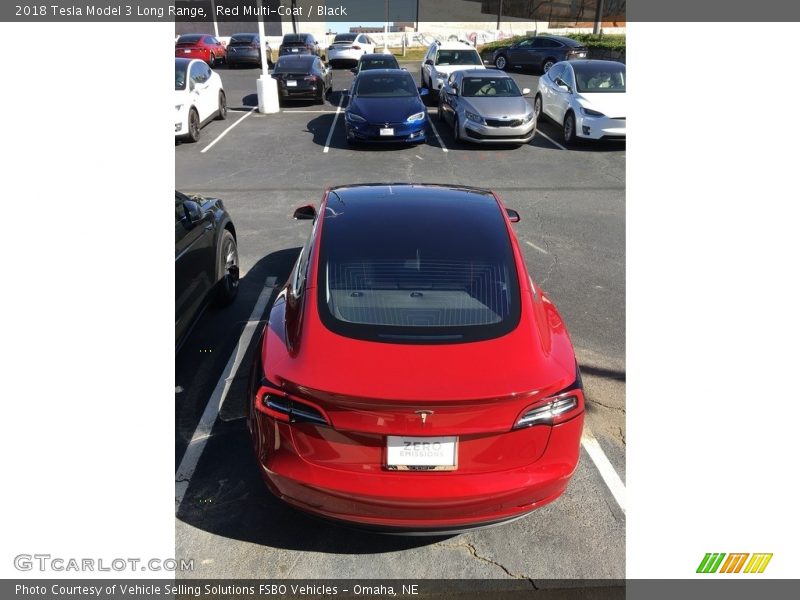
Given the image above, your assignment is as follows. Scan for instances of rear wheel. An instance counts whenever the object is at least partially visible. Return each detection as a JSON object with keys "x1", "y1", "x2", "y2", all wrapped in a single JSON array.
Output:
[
  {"x1": 208, "y1": 53, "x2": 216, "y2": 67},
  {"x1": 215, "y1": 91, "x2": 227, "y2": 120},
  {"x1": 453, "y1": 115, "x2": 462, "y2": 142},
  {"x1": 495, "y1": 54, "x2": 508, "y2": 70},
  {"x1": 542, "y1": 57, "x2": 556, "y2": 73},
  {"x1": 213, "y1": 230, "x2": 239, "y2": 307},
  {"x1": 437, "y1": 101, "x2": 444, "y2": 122}
]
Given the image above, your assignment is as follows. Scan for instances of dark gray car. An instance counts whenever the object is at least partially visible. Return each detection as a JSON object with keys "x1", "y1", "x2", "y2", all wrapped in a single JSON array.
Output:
[
  {"x1": 438, "y1": 69, "x2": 536, "y2": 144},
  {"x1": 226, "y1": 33, "x2": 273, "y2": 68},
  {"x1": 490, "y1": 35, "x2": 587, "y2": 73}
]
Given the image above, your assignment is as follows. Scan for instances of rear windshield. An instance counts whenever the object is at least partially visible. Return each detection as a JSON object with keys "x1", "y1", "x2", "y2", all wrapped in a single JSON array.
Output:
[
  {"x1": 273, "y1": 56, "x2": 314, "y2": 73},
  {"x1": 354, "y1": 74, "x2": 417, "y2": 97},
  {"x1": 317, "y1": 190, "x2": 521, "y2": 343},
  {"x1": 436, "y1": 49, "x2": 482, "y2": 66},
  {"x1": 573, "y1": 63, "x2": 626, "y2": 93},
  {"x1": 230, "y1": 34, "x2": 257, "y2": 45},
  {"x1": 176, "y1": 34, "x2": 202, "y2": 44},
  {"x1": 359, "y1": 56, "x2": 400, "y2": 70},
  {"x1": 461, "y1": 76, "x2": 521, "y2": 97},
  {"x1": 283, "y1": 34, "x2": 306, "y2": 44},
  {"x1": 334, "y1": 33, "x2": 357, "y2": 43}
]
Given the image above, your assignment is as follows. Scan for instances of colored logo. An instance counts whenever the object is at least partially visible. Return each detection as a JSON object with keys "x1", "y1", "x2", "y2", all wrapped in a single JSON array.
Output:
[{"x1": 696, "y1": 553, "x2": 773, "y2": 574}]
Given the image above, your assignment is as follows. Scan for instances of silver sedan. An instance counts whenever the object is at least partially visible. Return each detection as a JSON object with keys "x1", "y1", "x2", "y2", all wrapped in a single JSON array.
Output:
[{"x1": 438, "y1": 69, "x2": 536, "y2": 144}]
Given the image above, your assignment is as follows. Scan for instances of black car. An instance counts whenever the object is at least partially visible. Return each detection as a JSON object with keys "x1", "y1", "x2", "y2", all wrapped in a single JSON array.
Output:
[
  {"x1": 279, "y1": 33, "x2": 321, "y2": 58},
  {"x1": 351, "y1": 53, "x2": 400, "y2": 75},
  {"x1": 271, "y1": 55, "x2": 333, "y2": 105},
  {"x1": 175, "y1": 191, "x2": 239, "y2": 350},
  {"x1": 226, "y1": 33, "x2": 273, "y2": 68},
  {"x1": 490, "y1": 35, "x2": 588, "y2": 73}
]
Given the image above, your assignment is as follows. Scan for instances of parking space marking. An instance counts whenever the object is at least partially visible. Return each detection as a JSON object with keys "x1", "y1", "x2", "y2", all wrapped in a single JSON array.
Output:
[
  {"x1": 536, "y1": 129, "x2": 568, "y2": 151},
  {"x1": 175, "y1": 281, "x2": 273, "y2": 511},
  {"x1": 283, "y1": 110, "x2": 340, "y2": 114},
  {"x1": 426, "y1": 116, "x2": 449, "y2": 153},
  {"x1": 201, "y1": 107, "x2": 256, "y2": 154},
  {"x1": 525, "y1": 240, "x2": 549, "y2": 254},
  {"x1": 581, "y1": 426, "x2": 626, "y2": 513},
  {"x1": 323, "y1": 95, "x2": 345, "y2": 153}
]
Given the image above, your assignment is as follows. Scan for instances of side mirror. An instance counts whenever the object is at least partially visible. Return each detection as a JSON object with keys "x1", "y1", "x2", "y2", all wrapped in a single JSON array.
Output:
[
  {"x1": 424, "y1": 59, "x2": 434, "y2": 66},
  {"x1": 505, "y1": 208, "x2": 521, "y2": 223},
  {"x1": 555, "y1": 78, "x2": 572, "y2": 93},
  {"x1": 418, "y1": 87, "x2": 429, "y2": 96},
  {"x1": 522, "y1": 87, "x2": 531, "y2": 95},
  {"x1": 182, "y1": 200, "x2": 204, "y2": 225},
  {"x1": 293, "y1": 205, "x2": 317, "y2": 220},
  {"x1": 350, "y1": 67, "x2": 358, "y2": 74}
]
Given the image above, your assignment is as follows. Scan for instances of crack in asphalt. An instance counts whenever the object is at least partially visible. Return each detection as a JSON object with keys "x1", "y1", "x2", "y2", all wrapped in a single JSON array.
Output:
[
  {"x1": 534, "y1": 209, "x2": 558, "y2": 288},
  {"x1": 436, "y1": 542, "x2": 537, "y2": 587},
  {"x1": 618, "y1": 426, "x2": 626, "y2": 446},
  {"x1": 585, "y1": 398, "x2": 626, "y2": 414}
]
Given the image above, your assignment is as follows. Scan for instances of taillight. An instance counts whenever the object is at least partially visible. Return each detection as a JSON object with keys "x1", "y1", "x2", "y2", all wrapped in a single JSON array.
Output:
[
  {"x1": 352, "y1": 45, "x2": 361, "y2": 50},
  {"x1": 255, "y1": 382, "x2": 330, "y2": 426},
  {"x1": 513, "y1": 371, "x2": 584, "y2": 429},
  {"x1": 303, "y1": 75, "x2": 319, "y2": 81},
  {"x1": 250, "y1": 43, "x2": 259, "y2": 49}
]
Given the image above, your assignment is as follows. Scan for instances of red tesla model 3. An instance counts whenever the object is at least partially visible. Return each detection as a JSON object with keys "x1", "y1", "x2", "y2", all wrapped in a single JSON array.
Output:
[{"x1": 247, "y1": 184, "x2": 584, "y2": 532}]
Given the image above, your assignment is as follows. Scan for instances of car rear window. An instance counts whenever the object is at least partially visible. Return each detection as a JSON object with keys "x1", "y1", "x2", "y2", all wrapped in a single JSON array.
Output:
[
  {"x1": 436, "y1": 49, "x2": 482, "y2": 66},
  {"x1": 317, "y1": 189, "x2": 521, "y2": 343},
  {"x1": 283, "y1": 34, "x2": 305, "y2": 44},
  {"x1": 176, "y1": 34, "x2": 203, "y2": 44},
  {"x1": 360, "y1": 56, "x2": 400, "y2": 70},
  {"x1": 273, "y1": 55, "x2": 314, "y2": 73},
  {"x1": 334, "y1": 33, "x2": 357, "y2": 43},
  {"x1": 230, "y1": 34, "x2": 257, "y2": 45}
]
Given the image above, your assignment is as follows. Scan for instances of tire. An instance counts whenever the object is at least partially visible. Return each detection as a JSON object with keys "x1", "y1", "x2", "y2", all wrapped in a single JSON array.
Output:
[
  {"x1": 186, "y1": 108, "x2": 200, "y2": 143},
  {"x1": 315, "y1": 85, "x2": 325, "y2": 105},
  {"x1": 563, "y1": 111, "x2": 576, "y2": 145},
  {"x1": 208, "y1": 53, "x2": 216, "y2": 67},
  {"x1": 542, "y1": 57, "x2": 556, "y2": 73},
  {"x1": 213, "y1": 230, "x2": 239, "y2": 307},
  {"x1": 533, "y1": 94, "x2": 543, "y2": 120},
  {"x1": 437, "y1": 101, "x2": 444, "y2": 122},
  {"x1": 215, "y1": 91, "x2": 227, "y2": 120},
  {"x1": 495, "y1": 54, "x2": 508, "y2": 70},
  {"x1": 453, "y1": 115, "x2": 461, "y2": 142}
]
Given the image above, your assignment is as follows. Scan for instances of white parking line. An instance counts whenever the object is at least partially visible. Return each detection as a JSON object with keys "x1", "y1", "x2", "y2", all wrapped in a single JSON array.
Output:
[
  {"x1": 201, "y1": 107, "x2": 256, "y2": 153},
  {"x1": 174, "y1": 282, "x2": 274, "y2": 511},
  {"x1": 536, "y1": 129, "x2": 568, "y2": 151},
  {"x1": 284, "y1": 110, "x2": 340, "y2": 114},
  {"x1": 323, "y1": 95, "x2": 345, "y2": 153},
  {"x1": 525, "y1": 240, "x2": 549, "y2": 254},
  {"x1": 426, "y1": 116, "x2": 449, "y2": 152},
  {"x1": 581, "y1": 426, "x2": 626, "y2": 513}
]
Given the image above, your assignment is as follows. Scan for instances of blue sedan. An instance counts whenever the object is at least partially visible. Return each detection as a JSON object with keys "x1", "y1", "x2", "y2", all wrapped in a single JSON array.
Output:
[{"x1": 344, "y1": 70, "x2": 429, "y2": 144}]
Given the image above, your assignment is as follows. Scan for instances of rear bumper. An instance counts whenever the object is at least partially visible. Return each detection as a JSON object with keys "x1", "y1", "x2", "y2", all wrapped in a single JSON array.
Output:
[
  {"x1": 175, "y1": 49, "x2": 208, "y2": 61},
  {"x1": 328, "y1": 48, "x2": 362, "y2": 64},
  {"x1": 227, "y1": 49, "x2": 261, "y2": 65},
  {"x1": 251, "y1": 412, "x2": 584, "y2": 530}
]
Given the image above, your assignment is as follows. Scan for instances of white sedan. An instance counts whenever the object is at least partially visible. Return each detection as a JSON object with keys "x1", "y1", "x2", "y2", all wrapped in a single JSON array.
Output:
[
  {"x1": 534, "y1": 59, "x2": 625, "y2": 145},
  {"x1": 175, "y1": 58, "x2": 227, "y2": 143}
]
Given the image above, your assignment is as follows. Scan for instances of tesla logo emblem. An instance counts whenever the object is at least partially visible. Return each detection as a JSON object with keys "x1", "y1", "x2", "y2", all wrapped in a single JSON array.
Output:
[{"x1": 415, "y1": 410, "x2": 434, "y2": 424}]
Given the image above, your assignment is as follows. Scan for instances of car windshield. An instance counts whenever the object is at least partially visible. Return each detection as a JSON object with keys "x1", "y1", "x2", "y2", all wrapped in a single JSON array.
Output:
[
  {"x1": 176, "y1": 35, "x2": 202, "y2": 44},
  {"x1": 317, "y1": 188, "x2": 521, "y2": 343},
  {"x1": 354, "y1": 74, "x2": 417, "y2": 97},
  {"x1": 175, "y1": 62, "x2": 188, "y2": 90},
  {"x1": 436, "y1": 49, "x2": 482, "y2": 66},
  {"x1": 359, "y1": 57, "x2": 400, "y2": 71},
  {"x1": 334, "y1": 34, "x2": 357, "y2": 43},
  {"x1": 461, "y1": 77, "x2": 521, "y2": 97},
  {"x1": 273, "y1": 56, "x2": 314, "y2": 73},
  {"x1": 574, "y1": 64, "x2": 626, "y2": 93},
  {"x1": 230, "y1": 34, "x2": 256, "y2": 45}
]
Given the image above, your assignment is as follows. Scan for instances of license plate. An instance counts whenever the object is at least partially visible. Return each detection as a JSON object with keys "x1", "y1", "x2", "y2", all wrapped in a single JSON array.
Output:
[
  {"x1": 286, "y1": 80, "x2": 297, "y2": 87},
  {"x1": 578, "y1": 52, "x2": 587, "y2": 57},
  {"x1": 379, "y1": 128, "x2": 394, "y2": 136},
  {"x1": 183, "y1": 49, "x2": 190, "y2": 53},
  {"x1": 386, "y1": 436, "x2": 457, "y2": 470},
  {"x1": 291, "y1": 48, "x2": 298, "y2": 53}
]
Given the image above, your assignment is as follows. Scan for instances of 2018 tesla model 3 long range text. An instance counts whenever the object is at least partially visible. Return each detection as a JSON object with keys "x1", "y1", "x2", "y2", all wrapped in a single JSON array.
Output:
[{"x1": 247, "y1": 184, "x2": 584, "y2": 532}]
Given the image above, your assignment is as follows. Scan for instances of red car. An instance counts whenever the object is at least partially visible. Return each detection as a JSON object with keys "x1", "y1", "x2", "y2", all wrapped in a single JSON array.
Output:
[
  {"x1": 175, "y1": 34, "x2": 226, "y2": 67},
  {"x1": 247, "y1": 184, "x2": 584, "y2": 533}
]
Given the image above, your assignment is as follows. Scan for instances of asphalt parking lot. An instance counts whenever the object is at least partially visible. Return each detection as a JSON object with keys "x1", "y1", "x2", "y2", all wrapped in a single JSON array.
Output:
[{"x1": 175, "y1": 60, "x2": 625, "y2": 580}]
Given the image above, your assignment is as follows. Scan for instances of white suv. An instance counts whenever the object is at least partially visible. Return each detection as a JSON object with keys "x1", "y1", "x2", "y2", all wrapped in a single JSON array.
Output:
[{"x1": 421, "y1": 41, "x2": 485, "y2": 96}]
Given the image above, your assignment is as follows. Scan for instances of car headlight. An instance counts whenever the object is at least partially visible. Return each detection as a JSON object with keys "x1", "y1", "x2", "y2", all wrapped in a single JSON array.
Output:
[
  {"x1": 175, "y1": 104, "x2": 184, "y2": 112},
  {"x1": 406, "y1": 111, "x2": 425, "y2": 123},
  {"x1": 465, "y1": 111, "x2": 485, "y2": 125},
  {"x1": 580, "y1": 107, "x2": 605, "y2": 117},
  {"x1": 346, "y1": 112, "x2": 366, "y2": 123},
  {"x1": 522, "y1": 111, "x2": 535, "y2": 123}
]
